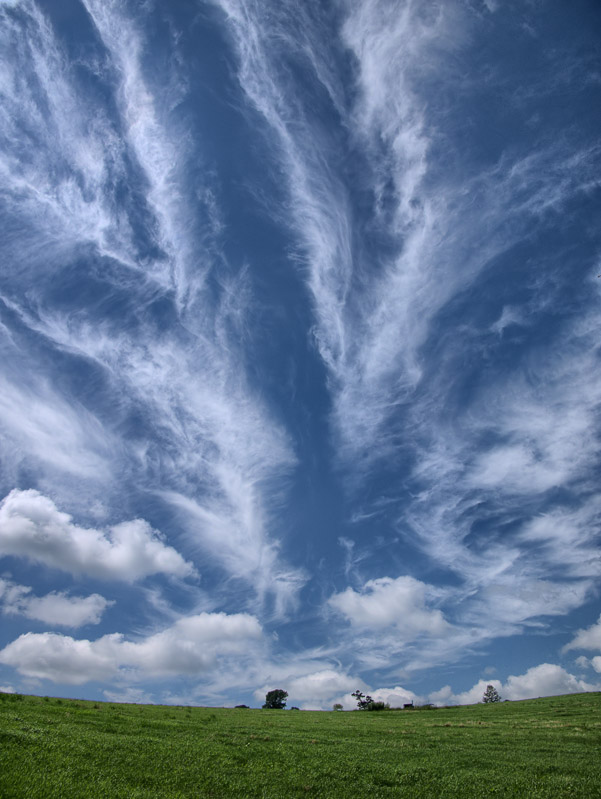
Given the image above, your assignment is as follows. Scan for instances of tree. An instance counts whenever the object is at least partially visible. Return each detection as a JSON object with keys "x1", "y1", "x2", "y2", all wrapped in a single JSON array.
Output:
[
  {"x1": 332, "y1": 703, "x2": 343, "y2": 711},
  {"x1": 482, "y1": 684, "x2": 501, "y2": 703},
  {"x1": 263, "y1": 689, "x2": 288, "y2": 709},
  {"x1": 351, "y1": 689, "x2": 373, "y2": 710}
]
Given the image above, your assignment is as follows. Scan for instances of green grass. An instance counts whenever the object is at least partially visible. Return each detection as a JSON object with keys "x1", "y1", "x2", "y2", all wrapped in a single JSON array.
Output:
[{"x1": 1, "y1": 692, "x2": 600, "y2": 798}]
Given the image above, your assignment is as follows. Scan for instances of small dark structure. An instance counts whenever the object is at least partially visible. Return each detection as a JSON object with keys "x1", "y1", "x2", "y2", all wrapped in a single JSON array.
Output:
[{"x1": 403, "y1": 702, "x2": 414, "y2": 709}]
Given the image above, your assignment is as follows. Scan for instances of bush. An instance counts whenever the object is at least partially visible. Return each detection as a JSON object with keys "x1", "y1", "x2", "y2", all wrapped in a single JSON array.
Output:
[
  {"x1": 366, "y1": 701, "x2": 390, "y2": 711},
  {"x1": 234, "y1": 705, "x2": 249, "y2": 709}
]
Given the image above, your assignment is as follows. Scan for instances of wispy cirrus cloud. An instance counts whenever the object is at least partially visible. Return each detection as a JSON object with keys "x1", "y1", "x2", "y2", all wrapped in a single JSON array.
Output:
[
  {"x1": 0, "y1": 0, "x2": 303, "y2": 611},
  {"x1": 209, "y1": 0, "x2": 601, "y2": 676},
  {"x1": 209, "y1": 0, "x2": 600, "y2": 469},
  {"x1": 0, "y1": 0, "x2": 135, "y2": 271}
]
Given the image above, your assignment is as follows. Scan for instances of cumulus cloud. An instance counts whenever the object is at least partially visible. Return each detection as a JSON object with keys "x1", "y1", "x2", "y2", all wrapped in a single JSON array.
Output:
[
  {"x1": 431, "y1": 664, "x2": 601, "y2": 706},
  {"x1": 328, "y1": 576, "x2": 450, "y2": 637},
  {"x1": 0, "y1": 578, "x2": 112, "y2": 627},
  {"x1": 563, "y1": 615, "x2": 601, "y2": 654},
  {"x1": 338, "y1": 685, "x2": 421, "y2": 711},
  {"x1": 279, "y1": 669, "x2": 360, "y2": 710},
  {"x1": 0, "y1": 611, "x2": 263, "y2": 685},
  {"x1": 0, "y1": 489, "x2": 195, "y2": 582}
]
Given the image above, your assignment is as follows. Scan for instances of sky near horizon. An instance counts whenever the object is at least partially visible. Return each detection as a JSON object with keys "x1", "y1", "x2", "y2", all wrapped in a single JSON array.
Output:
[{"x1": 0, "y1": 0, "x2": 600, "y2": 709}]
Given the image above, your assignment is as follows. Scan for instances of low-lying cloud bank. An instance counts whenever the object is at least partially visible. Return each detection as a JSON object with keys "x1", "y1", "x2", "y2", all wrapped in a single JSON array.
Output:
[
  {"x1": 269, "y1": 663, "x2": 601, "y2": 710},
  {"x1": 428, "y1": 664, "x2": 600, "y2": 707},
  {"x1": 0, "y1": 612, "x2": 263, "y2": 685}
]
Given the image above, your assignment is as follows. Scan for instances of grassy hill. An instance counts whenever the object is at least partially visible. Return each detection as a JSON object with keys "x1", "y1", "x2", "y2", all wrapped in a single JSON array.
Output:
[{"x1": 1, "y1": 691, "x2": 600, "y2": 797}]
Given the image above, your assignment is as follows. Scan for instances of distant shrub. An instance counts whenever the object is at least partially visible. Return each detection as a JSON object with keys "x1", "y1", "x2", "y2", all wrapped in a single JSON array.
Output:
[
  {"x1": 332, "y1": 703, "x2": 343, "y2": 711},
  {"x1": 235, "y1": 705, "x2": 250, "y2": 709},
  {"x1": 290, "y1": 706, "x2": 300, "y2": 710},
  {"x1": 366, "y1": 701, "x2": 390, "y2": 711}
]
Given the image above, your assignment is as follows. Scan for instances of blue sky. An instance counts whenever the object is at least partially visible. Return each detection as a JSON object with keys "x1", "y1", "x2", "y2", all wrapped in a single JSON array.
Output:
[{"x1": 0, "y1": 0, "x2": 600, "y2": 709}]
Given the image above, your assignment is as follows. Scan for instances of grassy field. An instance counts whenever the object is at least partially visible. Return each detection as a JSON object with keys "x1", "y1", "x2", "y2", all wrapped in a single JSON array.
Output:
[{"x1": 1, "y1": 691, "x2": 600, "y2": 798}]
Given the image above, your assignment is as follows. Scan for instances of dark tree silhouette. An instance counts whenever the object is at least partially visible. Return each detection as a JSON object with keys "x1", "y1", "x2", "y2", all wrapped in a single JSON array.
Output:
[
  {"x1": 263, "y1": 689, "x2": 288, "y2": 709},
  {"x1": 351, "y1": 689, "x2": 373, "y2": 709},
  {"x1": 482, "y1": 685, "x2": 501, "y2": 703}
]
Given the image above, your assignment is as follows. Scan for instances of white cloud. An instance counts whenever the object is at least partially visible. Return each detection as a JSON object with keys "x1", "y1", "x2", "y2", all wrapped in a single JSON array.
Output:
[
  {"x1": 431, "y1": 664, "x2": 601, "y2": 706},
  {"x1": 81, "y1": 0, "x2": 200, "y2": 303},
  {"x1": 0, "y1": 372, "x2": 112, "y2": 484},
  {"x1": 282, "y1": 670, "x2": 359, "y2": 709},
  {"x1": 252, "y1": 669, "x2": 418, "y2": 711},
  {"x1": 463, "y1": 578, "x2": 592, "y2": 628},
  {"x1": 0, "y1": 0, "x2": 302, "y2": 610},
  {"x1": 438, "y1": 677, "x2": 504, "y2": 706},
  {"x1": 209, "y1": 0, "x2": 601, "y2": 673},
  {"x1": 210, "y1": 0, "x2": 600, "y2": 485},
  {"x1": 429, "y1": 684, "x2": 453, "y2": 705},
  {"x1": 0, "y1": 611, "x2": 263, "y2": 685},
  {"x1": 490, "y1": 305, "x2": 524, "y2": 335},
  {"x1": 0, "y1": 0, "x2": 136, "y2": 269},
  {"x1": 103, "y1": 687, "x2": 153, "y2": 704},
  {"x1": 519, "y1": 503, "x2": 601, "y2": 579},
  {"x1": 503, "y1": 664, "x2": 599, "y2": 701},
  {"x1": 592, "y1": 657, "x2": 601, "y2": 674},
  {"x1": 0, "y1": 489, "x2": 195, "y2": 582},
  {"x1": 563, "y1": 615, "x2": 601, "y2": 654},
  {"x1": 0, "y1": 577, "x2": 112, "y2": 627},
  {"x1": 483, "y1": 0, "x2": 498, "y2": 12},
  {"x1": 328, "y1": 576, "x2": 450, "y2": 637},
  {"x1": 338, "y1": 684, "x2": 421, "y2": 711}
]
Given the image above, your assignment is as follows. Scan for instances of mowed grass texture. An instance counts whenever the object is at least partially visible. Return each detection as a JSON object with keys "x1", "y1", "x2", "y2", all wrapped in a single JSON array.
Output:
[{"x1": 1, "y1": 692, "x2": 600, "y2": 798}]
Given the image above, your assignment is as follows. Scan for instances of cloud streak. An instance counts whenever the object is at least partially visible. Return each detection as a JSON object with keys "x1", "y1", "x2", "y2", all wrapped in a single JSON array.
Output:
[{"x1": 0, "y1": 0, "x2": 303, "y2": 610}]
